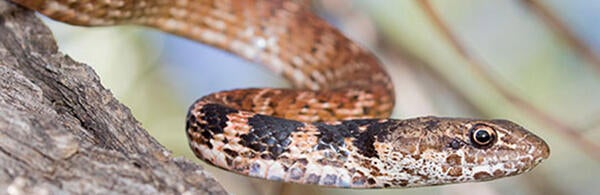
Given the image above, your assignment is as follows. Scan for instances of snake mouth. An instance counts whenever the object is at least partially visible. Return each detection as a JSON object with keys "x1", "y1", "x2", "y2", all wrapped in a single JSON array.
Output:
[
  {"x1": 437, "y1": 141, "x2": 550, "y2": 175},
  {"x1": 440, "y1": 136, "x2": 550, "y2": 171},
  {"x1": 440, "y1": 153, "x2": 549, "y2": 179}
]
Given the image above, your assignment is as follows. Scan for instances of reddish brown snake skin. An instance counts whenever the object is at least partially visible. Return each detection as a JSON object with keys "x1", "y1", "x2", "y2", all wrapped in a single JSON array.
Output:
[{"x1": 10, "y1": 0, "x2": 550, "y2": 188}]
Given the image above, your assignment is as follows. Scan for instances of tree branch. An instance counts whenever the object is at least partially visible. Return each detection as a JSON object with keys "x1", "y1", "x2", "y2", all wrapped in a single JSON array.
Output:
[{"x1": 0, "y1": 1, "x2": 227, "y2": 194}]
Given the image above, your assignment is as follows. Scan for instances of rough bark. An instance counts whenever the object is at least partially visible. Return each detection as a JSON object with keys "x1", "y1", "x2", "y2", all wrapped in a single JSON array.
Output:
[{"x1": 0, "y1": 1, "x2": 228, "y2": 194}]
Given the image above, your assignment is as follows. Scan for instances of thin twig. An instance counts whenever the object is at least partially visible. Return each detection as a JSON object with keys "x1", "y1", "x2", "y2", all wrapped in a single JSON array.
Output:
[
  {"x1": 520, "y1": 0, "x2": 600, "y2": 75},
  {"x1": 415, "y1": 0, "x2": 600, "y2": 161}
]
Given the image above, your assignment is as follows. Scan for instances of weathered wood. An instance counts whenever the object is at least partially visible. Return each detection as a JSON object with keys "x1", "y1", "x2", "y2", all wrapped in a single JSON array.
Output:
[{"x1": 0, "y1": 1, "x2": 228, "y2": 194}]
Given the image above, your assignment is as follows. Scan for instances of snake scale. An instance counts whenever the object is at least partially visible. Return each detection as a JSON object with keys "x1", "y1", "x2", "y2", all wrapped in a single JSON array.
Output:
[{"x1": 10, "y1": 0, "x2": 550, "y2": 188}]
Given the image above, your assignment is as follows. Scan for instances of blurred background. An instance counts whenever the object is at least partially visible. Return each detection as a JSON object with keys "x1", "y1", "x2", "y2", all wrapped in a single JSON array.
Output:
[{"x1": 42, "y1": 0, "x2": 598, "y2": 195}]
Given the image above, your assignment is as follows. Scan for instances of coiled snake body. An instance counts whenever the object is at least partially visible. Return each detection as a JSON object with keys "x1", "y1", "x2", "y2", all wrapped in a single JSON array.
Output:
[{"x1": 11, "y1": 0, "x2": 550, "y2": 188}]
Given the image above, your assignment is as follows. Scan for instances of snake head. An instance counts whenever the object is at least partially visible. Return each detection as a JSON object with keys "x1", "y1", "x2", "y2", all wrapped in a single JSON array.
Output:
[
  {"x1": 445, "y1": 119, "x2": 549, "y2": 181},
  {"x1": 380, "y1": 117, "x2": 550, "y2": 187}
]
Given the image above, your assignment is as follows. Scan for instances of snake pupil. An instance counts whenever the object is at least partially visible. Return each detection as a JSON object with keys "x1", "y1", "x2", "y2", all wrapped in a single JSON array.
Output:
[{"x1": 475, "y1": 130, "x2": 491, "y2": 143}]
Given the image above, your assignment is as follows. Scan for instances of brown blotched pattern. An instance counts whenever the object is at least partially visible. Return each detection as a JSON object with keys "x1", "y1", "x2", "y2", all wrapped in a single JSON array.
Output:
[{"x1": 11, "y1": 0, "x2": 550, "y2": 188}]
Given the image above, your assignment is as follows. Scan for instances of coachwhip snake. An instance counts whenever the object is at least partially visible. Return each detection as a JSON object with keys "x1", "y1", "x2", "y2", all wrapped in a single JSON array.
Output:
[{"x1": 10, "y1": 0, "x2": 550, "y2": 188}]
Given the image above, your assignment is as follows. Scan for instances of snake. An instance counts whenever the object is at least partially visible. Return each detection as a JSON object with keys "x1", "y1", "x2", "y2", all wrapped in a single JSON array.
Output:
[{"x1": 10, "y1": 0, "x2": 550, "y2": 188}]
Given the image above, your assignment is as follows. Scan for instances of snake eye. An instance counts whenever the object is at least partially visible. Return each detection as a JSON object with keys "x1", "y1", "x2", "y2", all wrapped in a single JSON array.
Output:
[{"x1": 469, "y1": 125, "x2": 497, "y2": 148}]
